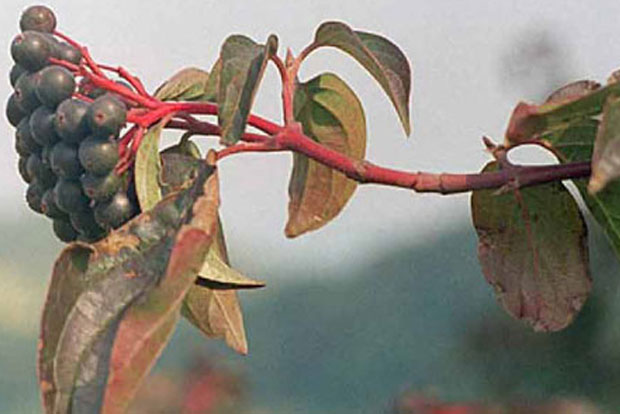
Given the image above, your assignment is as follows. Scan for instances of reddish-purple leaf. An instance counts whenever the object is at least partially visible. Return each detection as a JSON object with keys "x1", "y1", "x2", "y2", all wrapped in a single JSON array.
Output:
[{"x1": 471, "y1": 162, "x2": 591, "y2": 331}]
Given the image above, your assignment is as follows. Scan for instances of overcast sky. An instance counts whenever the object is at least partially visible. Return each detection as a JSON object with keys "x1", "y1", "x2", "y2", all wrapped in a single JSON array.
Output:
[{"x1": 2, "y1": 0, "x2": 620, "y2": 278}]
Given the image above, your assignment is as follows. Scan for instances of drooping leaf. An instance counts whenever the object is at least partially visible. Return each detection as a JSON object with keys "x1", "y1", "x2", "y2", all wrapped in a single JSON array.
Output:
[
  {"x1": 38, "y1": 244, "x2": 94, "y2": 414},
  {"x1": 154, "y1": 67, "x2": 210, "y2": 102},
  {"x1": 286, "y1": 72, "x2": 366, "y2": 237},
  {"x1": 182, "y1": 218, "x2": 249, "y2": 354},
  {"x1": 505, "y1": 81, "x2": 620, "y2": 145},
  {"x1": 313, "y1": 21, "x2": 411, "y2": 135},
  {"x1": 196, "y1": 248, "x2": 265, "y2": 289},
  {"x1": 103, "y1": 227, "x2": 213, "y2": 414},
  {"x1": 589, "y1": 97, "x2": 620, "y2": 193},
  {"x1": 44, "y1": 161, "x2": 218, "y2": 414},
  {"x1": 218, "y1": 34, "x2": 278, "y2": 144},
  {"x1": 135, "y1": 120, "x2": 167, "y2": 211},
  {"x1": 544, "y1": 120, "x2": 620, "y2": 259},
  {"x1": 471, "y1": 162, "x2": 590, "y2": 331}
]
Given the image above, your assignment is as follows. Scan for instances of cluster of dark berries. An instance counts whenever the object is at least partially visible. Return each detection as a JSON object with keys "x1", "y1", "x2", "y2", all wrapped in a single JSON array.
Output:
[{"x1": 6, "y1": 5, "x2": 139, "y2": 243}]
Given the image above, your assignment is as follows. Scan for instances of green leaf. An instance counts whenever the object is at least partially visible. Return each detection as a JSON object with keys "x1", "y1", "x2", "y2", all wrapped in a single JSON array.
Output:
[
  {"x1": 286, "y1": 72, "x2": 366, "y2": 237},
  {"x1": 218, "y1": 34, "x2": 278, "y2": 145},
  {"x1": 135, "y1": 120, "x2": 167, "y2": 212},
  {"x1": 43, "y1": 162, "x2": 219, "y2": 414},
  {"x1": 589, "y1": 97, "x2": 620, "y2": 193},
  {"x1": 471, "y1": 162, "x2": 591, "y2": 331},
  {"x1": 200, "y1": 59, "x2": 222, "y2": 102},
  {"x1": 313, "y1": 21, "x2": 411, "y2": 135},
  {"x1": 154, "y1": 67, "x2": 210, "y2": 101},
  {"x1": 196, "y1": 248, "x2": 265, "y2": 289},
  {"x1": 544, "y1": 120, "x2": 620, "y2": 258},
  {"x1": 103, "y1": 227, "x2": 213, "y2": 414},
  {"x1": 505, "y1": 81, "x2": 620, "y2": 145},
  {"x1": 38, "y1": 244, "x2": 94, "y2": 414}
]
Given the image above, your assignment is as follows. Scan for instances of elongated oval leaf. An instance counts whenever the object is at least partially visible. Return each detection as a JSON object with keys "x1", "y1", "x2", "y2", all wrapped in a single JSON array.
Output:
[
  {"x1": 589, "y1": 97, "x2": 620, "y2": 193},
  {"x1": 38, "y1": 244, "x2": 94, "y2": 414},
  {"x1": 103, "y1": 227, "x2": 213, "y2": 414},
  {"x1": 135, "y1": 121, "x2": 167, "y2": 211},
  {"x1": 154, "y1": 67, "x2": 210, "y2": 102},
  {"x1": 286, "y1": 72, "x2": 366, "y2": 237},
  {"x1": 313, "y1": 21, "x2": 411, "y2": 135},
  {"x1": 218, "y1": 34, "x2": 278, "y2": 144},
  {"x1": 44, "y1": 162, "x2": 218, "y2": 414},
  {"x1": 471, "y1": 162, "x2": 591, "y2": 331}
]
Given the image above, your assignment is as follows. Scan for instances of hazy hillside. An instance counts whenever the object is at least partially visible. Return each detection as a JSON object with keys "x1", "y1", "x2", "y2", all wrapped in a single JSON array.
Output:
[{"x1": 1, "y1": 216, "x2": 619, "y2": 414}]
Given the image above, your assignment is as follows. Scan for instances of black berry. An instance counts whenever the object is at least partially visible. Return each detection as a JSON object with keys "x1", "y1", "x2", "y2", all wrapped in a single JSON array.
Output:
[
  {"x1": 15, "y1": 117, "x2": 42, "y2": 155},
  {"x1": 70, "y1": 209, "x2": 107, "y2": 240},
  {"x1": 78, "y1": 135, "x2": 119, "y2": 175},
  {"x1": 41, "y1": 189, "x2": 66, "y2": 219},
  {"x1": 29, "y1": 105, "x2": 60, "y2": 146},
  {"x1": 57, "y1": 43, "x2": 82, "y2": 65},
  {"x1": 26, "y1": 152, "x2": 56, "y2": 188},
  {"x1": 10, "y1": 31, "x2": 53, "y2": 71},
  {"x1": 81, "y1": 172, "x2": 122, "y2": 202},
  {"x1": 87, "y1": 94, "x2": 127, "y2": 136},
  {"x1": 18, "y1": 157, "x2": 32, "y2": 183},
  {"x1": 20, "y1": 6, "x2": 57, "y2": 33},
  {"x1": 6, "y1": 93, "x2": 28, "y2": 127},
  {"x1": 53, "y1": 219, "x2": 78, "y2": 242},
  {"x1": 50, "y1": 141, "x2": 83, "y2": 178},
  {"x1": 14, "y1": 71, "x2": 42, "y2": 113},
  {"x1": 54, "y1": 99, "x2": 90, "y2": 143},
  {"x1": 94, "y1": 192, "x2": 136, "y2": 229},
  {"x1": 36, "y1": 65, "x2": 75, "y2": 109},
  {"x1": 26, "y1": 181, "x2": 45, "y2": 213},
  {"x1": 9, "y1": 64, "x2": 27, "y2": 87},
  {"x1": 53, "y1": 178, "x2": 89, "y2": 213}
]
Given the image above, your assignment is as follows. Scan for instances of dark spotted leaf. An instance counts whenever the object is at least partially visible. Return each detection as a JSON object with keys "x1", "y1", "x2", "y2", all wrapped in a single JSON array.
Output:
[
  {"x1": 103, "y1": 227, "x2": 214, "y2": 414},
  {"x1": 218, "y1": 34, "x2": 278, "y2": 144},
  {"x1": 286, "y1": 72, "x2": 366, "y2": 237},
  {"x1": 313, "y1": 21, "x2": 411, "y2": 135},
  {"x1": 38, "y1": 244, "x2": 94, "y2": 414},
  {"x1": 589, "y1": 97, "x2": 620, "y2": 193},
  {"x1": 154, "y1": 67, "x2": 210, "y2": 102},
  {"x1": 471, "y1": 162, "x2": 590, "y2": 331},
  {"x1": 41, "y1": 161, "x2": 218, "y2": 414}
]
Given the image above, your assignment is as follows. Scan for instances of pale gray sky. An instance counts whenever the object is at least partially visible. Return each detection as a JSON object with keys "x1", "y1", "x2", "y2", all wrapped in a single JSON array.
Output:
[{"x1": 2, "y1": 0, "x2": 619, "y2": 278}]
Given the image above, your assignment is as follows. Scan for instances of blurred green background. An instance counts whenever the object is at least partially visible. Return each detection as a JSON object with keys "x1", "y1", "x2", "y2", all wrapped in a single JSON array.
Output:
[{"x1": 1, "y1": 214, "x2": 619, "y2": 413}]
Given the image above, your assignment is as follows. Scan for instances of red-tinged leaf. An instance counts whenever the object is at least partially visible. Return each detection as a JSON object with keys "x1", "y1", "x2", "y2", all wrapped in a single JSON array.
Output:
[
  {"x1": 218, "y1": 34, "x2": 278, "y2": 144},
  {"x1": 286, "y1": 72, "x2": 366, "y2": 237},
  {"x1": 313, "y1": 21, "x2": 411, "y2": 135},
  {"x1": 589, "y1": 97, "x2": 620, "y2": 194},
  {"x1": 154, "y1": 67, "x2": 210, "y2": 102},
  {"x1": 505, "y1": 81, "x2": 620, "y2": 145},
  {"x1": 182, "y1": 288, "x2": 248, "y2": 355},
  {"x1": 40, "y1": 162, "x2": 218, "y2": 414},
  {"x1": 103, "y1": 228, "x2": 213, "y2": 414},
  {"x1": 38, "y1": 244, "x2": 94, "y2": 414},
  {"x1": 182, "y1": 219, "x2": 249, "y2": 354},
  {"x1": 471, "y1": 162, "x2": 591, "y2": 331},
  {"x1": 544, "y1": 80, "x2": 600, "y2": 105}
]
